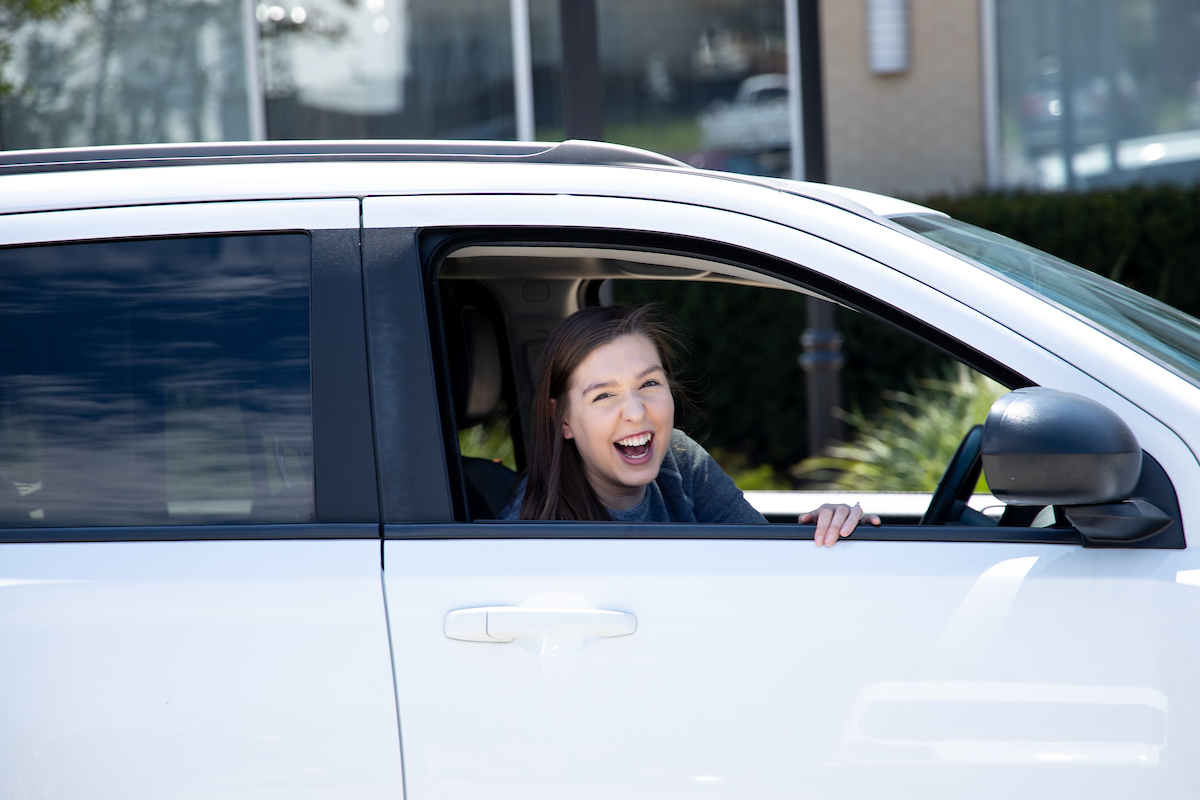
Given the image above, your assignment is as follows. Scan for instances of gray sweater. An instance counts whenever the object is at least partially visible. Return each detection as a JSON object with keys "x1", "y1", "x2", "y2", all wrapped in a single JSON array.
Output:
[{"x1": 499, "y1": 429, "x2": 768, "y2": 523}]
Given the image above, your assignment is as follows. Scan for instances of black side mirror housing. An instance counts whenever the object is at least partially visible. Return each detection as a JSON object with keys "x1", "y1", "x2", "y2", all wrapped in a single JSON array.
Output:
[
  {"x1": 983, "y1": 387, "x2": 1141, "y2": 506},
  {"x1": 982, "y1": 387, "x2": 1182, "y2": 547}
]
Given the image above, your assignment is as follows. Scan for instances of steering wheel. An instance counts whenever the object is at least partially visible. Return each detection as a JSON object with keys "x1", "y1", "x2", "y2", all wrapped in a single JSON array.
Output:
[{"x1": 921, "y1": 425, "x2": 984, "y2": 525}]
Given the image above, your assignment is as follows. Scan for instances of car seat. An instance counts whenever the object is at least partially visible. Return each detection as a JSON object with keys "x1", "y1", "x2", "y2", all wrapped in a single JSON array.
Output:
[{"x1": 444, "y1": 302, "x2": 520, "y2": 519}]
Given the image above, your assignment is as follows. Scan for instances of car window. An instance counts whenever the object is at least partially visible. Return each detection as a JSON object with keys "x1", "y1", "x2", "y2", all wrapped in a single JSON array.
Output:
[
  {"x1": 0, "y1": 234, "x2": 313, "y2": 528},
  {"x1": 434, "y1": 242, "x2": 1008, "y2": 523}
]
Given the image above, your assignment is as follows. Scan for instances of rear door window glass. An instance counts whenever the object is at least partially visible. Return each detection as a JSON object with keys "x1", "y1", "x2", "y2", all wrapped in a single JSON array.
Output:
[{"x1": 0, "y1": 234, "x2": 313, "y2": 528}]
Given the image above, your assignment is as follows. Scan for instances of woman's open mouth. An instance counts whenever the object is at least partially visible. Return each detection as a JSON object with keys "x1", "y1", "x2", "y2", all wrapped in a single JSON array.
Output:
[{"x1": 614, "y1": 432, "x2": 654, "y2": 463}]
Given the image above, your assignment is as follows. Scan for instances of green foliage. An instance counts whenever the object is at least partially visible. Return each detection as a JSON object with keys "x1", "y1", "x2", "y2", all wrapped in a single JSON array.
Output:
[
  {"x1": 458, "y1": 413, "x2": 516, "y2": 471},
  {"x1": 921, "y1": 185, "x2": 1200, "y2": 317},
  {"x1": 0, "y1": 0, "x2": 80, "y2": 25},
  {"x1": 0, "y1": 0, "x2": 86, "y2": 97},
  {"x1": 793, "y1": 367, "x2": 1007, "y2": 492}
]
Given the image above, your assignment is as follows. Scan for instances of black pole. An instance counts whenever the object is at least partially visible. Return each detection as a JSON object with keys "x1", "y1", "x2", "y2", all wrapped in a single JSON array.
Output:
[
  {"x1": 793, "y1": 0, "x2": 839, "y2": 455},
  {"x1": 801, "y1": 296, "x2": 844, "y2": 456},
  {"x1": 559, "y1": 0, "x2": 603, "y2": 141},
  {"x1": 797, "y1": 0, "x2": 827, "y2": 182}
]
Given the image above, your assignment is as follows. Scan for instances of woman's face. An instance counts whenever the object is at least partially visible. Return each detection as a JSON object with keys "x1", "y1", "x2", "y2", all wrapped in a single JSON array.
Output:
[{"x1": 560, "y1": 333, "x2": 675, "y2": 511}]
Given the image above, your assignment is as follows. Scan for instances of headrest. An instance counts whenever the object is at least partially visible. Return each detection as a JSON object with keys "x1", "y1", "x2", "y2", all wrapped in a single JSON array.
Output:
[{"x1": 446, "y1": 304, "x2": 503, "y2": 429}]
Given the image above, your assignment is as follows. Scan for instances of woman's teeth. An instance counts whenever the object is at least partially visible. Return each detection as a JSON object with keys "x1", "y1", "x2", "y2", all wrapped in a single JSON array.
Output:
[{"x1": 615, "y1": 432, "x2": 653, "y2": 460}]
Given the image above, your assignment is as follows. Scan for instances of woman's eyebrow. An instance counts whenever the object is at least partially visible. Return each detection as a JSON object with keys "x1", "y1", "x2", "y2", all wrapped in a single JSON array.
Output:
[
  {"x1": 580, "y1": 379, "x2": 615, "y2": 395},
  {"x1": 580, "y1": 365, "x2": 663, "y2": 396}
]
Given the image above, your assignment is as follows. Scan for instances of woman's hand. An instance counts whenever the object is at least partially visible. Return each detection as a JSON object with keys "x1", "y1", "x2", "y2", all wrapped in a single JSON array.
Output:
[{"x1": 800, "y1": 503, "x2": 881, "y2": 547}]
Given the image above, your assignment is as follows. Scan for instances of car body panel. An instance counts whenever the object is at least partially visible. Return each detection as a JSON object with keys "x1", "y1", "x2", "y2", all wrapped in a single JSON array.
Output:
[
  {"x1": 384, "y1": 536, "x2": 1195, "y2": 799},
  {"x1": 0, "y1": 538, "x2": 404, "y2": 800}
]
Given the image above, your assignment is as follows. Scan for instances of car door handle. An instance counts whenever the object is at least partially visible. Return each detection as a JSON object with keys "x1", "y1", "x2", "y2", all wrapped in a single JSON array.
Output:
[{"x1": 444, "y1": 606, "x2": 637, "y2": 642}]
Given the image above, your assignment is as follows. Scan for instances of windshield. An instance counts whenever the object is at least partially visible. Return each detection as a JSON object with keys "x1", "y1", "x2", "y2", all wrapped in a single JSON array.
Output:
[{"x1": 892, "y1": 214, "x2": 1200, "y2": 387}]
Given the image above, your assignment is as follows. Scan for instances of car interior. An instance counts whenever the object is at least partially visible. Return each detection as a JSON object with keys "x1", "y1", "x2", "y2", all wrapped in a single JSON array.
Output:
[{"x1": 430, "y1": 233, "x2": 1023, "y2": 526}]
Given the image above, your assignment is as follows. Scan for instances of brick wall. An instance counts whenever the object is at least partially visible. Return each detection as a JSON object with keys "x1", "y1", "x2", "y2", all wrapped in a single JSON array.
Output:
[{"x1": 820, "y1": 0, "x2": 986, "y2": 198}]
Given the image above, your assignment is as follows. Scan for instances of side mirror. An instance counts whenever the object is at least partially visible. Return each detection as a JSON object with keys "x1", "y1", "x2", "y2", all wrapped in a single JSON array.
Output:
[
  {"x1": 982, "y1": 387, "x2": 1174, "y2": 545},
  {"x1": 983, "y1": 387, "x2": 1140, "y2": 506}
]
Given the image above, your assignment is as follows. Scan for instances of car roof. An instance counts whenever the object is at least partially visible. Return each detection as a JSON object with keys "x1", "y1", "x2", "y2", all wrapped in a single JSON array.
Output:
[
  {"x1": 0, "y1": 139, "x2": 941, "y2": 222},
  {"x1": 0, "y1": 140, "x2": 687, "y2": 174}
]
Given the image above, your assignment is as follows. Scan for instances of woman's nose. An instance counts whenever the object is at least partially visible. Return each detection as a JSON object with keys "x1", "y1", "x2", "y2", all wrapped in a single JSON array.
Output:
[{"x1": 621, "y1": 395, "x2": 646, "y2": 421}]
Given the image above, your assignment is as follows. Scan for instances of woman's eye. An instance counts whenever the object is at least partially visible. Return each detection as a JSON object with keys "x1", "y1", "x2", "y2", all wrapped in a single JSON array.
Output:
[
  {"x1": 591, "y1": 392, "x2": 612, "y2": 402},
  {"x1": 641, "y1": 379, "x2": 661, "y2": 388}
]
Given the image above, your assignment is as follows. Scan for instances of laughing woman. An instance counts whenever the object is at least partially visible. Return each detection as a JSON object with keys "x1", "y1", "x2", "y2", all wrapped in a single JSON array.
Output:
[{"x1": 500, "y1": 304, "x2": 878, "y2": 545}]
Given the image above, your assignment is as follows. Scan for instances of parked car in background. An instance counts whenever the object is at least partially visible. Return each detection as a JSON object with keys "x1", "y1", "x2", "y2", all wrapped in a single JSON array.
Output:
[
  {"x1": 1, "y1": 140, "x2": 1197, "y2": 799},
  {"x1": 698, "y1": 72, "x2": 791, "y2": 152}
]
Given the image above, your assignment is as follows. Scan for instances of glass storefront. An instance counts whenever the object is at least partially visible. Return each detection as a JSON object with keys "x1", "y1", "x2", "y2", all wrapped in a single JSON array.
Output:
[
  {"x1": 4, "y1": 0, "x2": 1199, "y2": 192},
  {"x1": 0, "y1": 0, "x2": 256, "y2": 150},
  {"x1": 592, "y1": 0, "x2": 790, "y2": 175},
  {"x1": 263, "y1": 0, "x2": 518, "y2": 139},
  {"x1": 0, "y1": 0, "x2": 792, "y2": 176},
  {"x1": 996, "y1": 0, "x2": 1200, "y2": 190}
]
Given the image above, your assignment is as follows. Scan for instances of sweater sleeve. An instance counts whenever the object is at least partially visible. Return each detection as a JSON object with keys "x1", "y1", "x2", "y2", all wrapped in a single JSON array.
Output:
[{"x1": 665, "y1": 430, "x2": 768, "y2": 524}]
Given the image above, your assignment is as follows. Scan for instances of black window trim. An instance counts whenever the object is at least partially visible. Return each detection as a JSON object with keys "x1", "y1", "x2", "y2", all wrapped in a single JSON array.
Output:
[{"x1": 383, "y1": 522, "x2": 1085, "y2": 546}]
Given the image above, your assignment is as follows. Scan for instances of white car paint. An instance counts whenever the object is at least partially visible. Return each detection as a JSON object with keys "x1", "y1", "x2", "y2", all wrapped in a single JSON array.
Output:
[
  {"x1": 0, "y1": 540, "x2": 404, "y2": 799},
  {"x1": 385, "y1": 537, "x2": 1191, "y2": 799}
]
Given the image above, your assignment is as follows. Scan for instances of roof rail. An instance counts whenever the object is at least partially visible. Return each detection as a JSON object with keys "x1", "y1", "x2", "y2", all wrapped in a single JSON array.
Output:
[{"x1": 0, "y1": 139, "x2": 689, "y2": 175}]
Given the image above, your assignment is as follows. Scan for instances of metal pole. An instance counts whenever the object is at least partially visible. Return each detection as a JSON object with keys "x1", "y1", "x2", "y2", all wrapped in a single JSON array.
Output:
[
  {"x1": 1103, "y1": 0, "x2": 1122, "y2": 179},
  {"x1": 980, "y1": 0, "x2": 1002, "y2": 188},
  {"x1": 785, "y1": 0, "x2": 806, "y2": 181},
  {"x1": 510, "y1": 0, "x2": 535, "y2": 141},
  {"x1": 559, "y1": 0, "x2": 603, "y2": 140},
  {"x1": 242, "y1": 0, "x2": 267, "y2": 140},
  {"x1": 1055, "y1": 0, "x2": 1077, "y2": 189}
]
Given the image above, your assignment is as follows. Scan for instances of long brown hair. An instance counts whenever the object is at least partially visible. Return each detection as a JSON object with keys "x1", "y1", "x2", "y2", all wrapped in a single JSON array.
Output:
[{"x1": 520, "y1": 304, "x2": 680, "y2": 520}]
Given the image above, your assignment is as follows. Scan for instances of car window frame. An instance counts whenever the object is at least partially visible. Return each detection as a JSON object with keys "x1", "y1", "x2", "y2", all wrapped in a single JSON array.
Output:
[
  {"x1": 0, "y1": 200, "x2": 379, "y2": 543},
  {"x1": 407, "y1": 226, "x2": 1141, "y2": 547}
]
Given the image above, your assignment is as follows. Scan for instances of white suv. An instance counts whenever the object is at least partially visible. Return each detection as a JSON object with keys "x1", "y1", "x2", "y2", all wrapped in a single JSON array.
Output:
[{"x1": 1, "y1": 140, "x2": 1196, "y2": 799}]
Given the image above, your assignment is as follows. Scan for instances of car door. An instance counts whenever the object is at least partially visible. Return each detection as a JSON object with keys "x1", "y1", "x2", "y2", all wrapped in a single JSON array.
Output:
[
  {"x1": 364, "y1": 191, "x2": 1200, "y2": 800},
  {"x1": 0, "y1": 199, "x2": 402, "y2": 799}
]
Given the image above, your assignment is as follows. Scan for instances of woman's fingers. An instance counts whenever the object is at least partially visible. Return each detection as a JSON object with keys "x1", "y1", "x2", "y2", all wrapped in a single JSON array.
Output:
[{"x1": 799, "y1": 503, "x2": 881, "y2": 546}]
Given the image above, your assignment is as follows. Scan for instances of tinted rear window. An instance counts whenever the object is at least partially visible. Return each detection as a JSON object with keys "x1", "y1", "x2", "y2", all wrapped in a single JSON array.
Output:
[{"x1": 0, "y1": 234, "x2": 313, "y2": 528}]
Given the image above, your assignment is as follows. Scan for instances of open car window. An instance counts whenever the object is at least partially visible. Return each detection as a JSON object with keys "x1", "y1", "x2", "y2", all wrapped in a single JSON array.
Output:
[{"x1": 432, "y1": 237, "x2": 1016, "y2": 528}]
